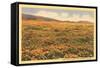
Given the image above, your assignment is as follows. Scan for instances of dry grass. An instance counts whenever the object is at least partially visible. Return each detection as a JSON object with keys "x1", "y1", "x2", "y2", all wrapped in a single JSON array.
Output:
[{"x1": 21, "y1": 20, "x2": 94, "y2": 61}]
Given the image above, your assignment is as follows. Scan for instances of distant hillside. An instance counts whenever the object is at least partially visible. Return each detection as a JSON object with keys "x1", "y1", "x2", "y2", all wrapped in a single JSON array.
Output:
[
  {"x1": 77, "y1": 21, "x2": 93, "y2": 23},
  {"x1": 22, "y1": 14, "x2": 92, "y2": 23},
  {"x1": 22, "y1": 14, "x2": 60, "y2": 22},
  {"x1": 62, "y1": 21, "x2": 92, "y2": 23}
]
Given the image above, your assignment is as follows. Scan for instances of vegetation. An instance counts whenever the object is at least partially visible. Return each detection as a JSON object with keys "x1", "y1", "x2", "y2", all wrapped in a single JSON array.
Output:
[{"x1": 21, "y1": 20, "x2": 94, "y2": 61}]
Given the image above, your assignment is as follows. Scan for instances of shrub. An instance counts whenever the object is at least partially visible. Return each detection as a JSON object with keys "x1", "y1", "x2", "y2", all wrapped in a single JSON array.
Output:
[
  {"x1": 78, "y1": 49, "x2": 94, "y2": 57},
  {"x1": 44, "y1": 50, "x2": 65, "y2": 59},
  {"x1": 67, "y1": 48, "x2": 78, "y2": 54}
]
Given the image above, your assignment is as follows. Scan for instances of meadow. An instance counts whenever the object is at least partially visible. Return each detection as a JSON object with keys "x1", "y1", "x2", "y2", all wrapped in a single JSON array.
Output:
[{"x1": 21, "y1": 19, "x2": 94, "y2": 61}]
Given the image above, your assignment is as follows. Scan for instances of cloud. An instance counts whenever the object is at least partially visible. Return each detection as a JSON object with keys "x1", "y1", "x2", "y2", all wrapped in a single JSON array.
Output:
[
  {"x1": 34, "y1": 11, "x2": 58, "y2": 18},
  {"x1": 33, "y1": 10, "x2": 95, "y2": 22},
  {"x1": 33, "y1": 10, "x2": 69, "y2": 21}
]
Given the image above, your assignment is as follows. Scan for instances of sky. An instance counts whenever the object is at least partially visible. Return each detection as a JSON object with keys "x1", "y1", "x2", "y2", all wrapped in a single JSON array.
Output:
[{"x1": 22, "y1": 7, "x2": 96, "y2": 22}]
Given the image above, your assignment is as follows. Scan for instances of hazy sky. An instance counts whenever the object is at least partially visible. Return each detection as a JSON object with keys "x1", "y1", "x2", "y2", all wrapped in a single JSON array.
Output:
[{"x1": 22, "y1": 7, "x2": 95, "y2": 22}]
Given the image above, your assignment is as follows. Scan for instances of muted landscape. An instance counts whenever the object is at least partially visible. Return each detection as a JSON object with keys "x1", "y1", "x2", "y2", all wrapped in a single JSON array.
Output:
[{"x1": 21, "y1": 14, "x2": 94, "y2": 61}]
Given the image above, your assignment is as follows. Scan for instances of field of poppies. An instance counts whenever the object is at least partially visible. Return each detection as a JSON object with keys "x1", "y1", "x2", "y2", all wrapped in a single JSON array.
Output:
[{"x1": 21, "y1": 20, "x2": 94, "y2": 61}]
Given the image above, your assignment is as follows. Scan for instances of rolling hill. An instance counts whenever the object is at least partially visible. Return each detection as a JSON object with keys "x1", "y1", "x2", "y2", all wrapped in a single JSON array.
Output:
[
  {"x1": 22, "y1": 14, "x2": 92, "y2": 23},
  {"x1": 22, "y1": 14, "x2": 61, "y2": 22}
]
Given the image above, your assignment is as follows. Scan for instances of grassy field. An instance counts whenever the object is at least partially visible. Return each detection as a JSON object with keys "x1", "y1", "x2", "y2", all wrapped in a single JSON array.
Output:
[{"x1": 21, "y1": 20, "x2": 94, "y2": 61}]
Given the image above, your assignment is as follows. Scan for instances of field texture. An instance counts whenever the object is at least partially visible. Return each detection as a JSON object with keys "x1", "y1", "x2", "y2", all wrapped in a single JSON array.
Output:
[{"x1": 21, "y1": 19, "x2": 94, "y2": 61}]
